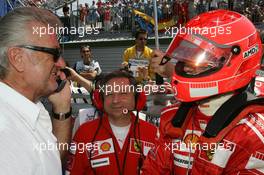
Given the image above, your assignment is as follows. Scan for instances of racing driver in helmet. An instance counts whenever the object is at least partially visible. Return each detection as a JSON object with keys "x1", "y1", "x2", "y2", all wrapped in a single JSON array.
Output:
[{"x1": 141, "y1": 10, "x2": 264, "y2": 175}]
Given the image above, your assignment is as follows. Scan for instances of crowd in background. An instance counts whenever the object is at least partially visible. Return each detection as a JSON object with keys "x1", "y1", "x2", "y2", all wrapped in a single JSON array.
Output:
[
  {"x1": 7, "y1": 0, "x2": 263, "y2": 41},
  {"x1": 3, "y1": 0, "x2": 262, "y2": 42},
  {"x1": 57, "y1": 0, "x2": 264, "y2": 41},
  {"x1": 4, "y1": 0, "x2": 264, "y2": 26}
]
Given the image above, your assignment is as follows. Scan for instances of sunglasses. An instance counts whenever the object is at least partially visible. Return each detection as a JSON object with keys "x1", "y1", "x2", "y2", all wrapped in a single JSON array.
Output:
[
  {"x1": 138, "y1": 37, "x2": 147, "y2": 41},
  {"x1": 82, "y1": 50, "x2": 91, "y2": 53},
  {"x1": 16, "y1": 45, "x2": 61, "y2": 62}
]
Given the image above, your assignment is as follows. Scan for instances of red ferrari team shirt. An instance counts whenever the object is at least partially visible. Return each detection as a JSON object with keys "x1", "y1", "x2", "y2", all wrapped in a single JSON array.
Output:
[
  {"x1": 142, "y1": 104, "x2": 264, "y2": 175},
  {"x1": 66, "y1": 113, "x2": 157, "y2": 175}
]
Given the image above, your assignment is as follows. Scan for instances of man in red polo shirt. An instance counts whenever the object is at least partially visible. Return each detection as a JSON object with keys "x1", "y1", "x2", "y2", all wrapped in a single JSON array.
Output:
[{"x1": 66, "y1": 70, "x2": 157, "y2": 175}]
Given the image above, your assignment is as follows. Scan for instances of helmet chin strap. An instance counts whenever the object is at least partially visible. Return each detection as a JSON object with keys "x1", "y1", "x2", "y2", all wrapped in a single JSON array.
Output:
[{"x1": 198, "y1": 93, "x2": 234, "y2": 116}]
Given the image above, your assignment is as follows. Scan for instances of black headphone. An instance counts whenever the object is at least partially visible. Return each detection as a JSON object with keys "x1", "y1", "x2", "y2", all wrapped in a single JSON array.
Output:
[{"x1": 91, "y1": 70, "x2": 147, "y2": 112}]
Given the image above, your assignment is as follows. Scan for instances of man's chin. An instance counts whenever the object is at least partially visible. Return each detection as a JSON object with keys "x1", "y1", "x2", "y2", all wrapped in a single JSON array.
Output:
[{"x1": 108, "y1": 111, "x2": 127, "y2": 118}]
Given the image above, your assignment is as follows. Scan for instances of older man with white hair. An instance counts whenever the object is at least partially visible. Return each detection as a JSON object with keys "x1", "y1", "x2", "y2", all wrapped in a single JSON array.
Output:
[{"x1": 0, "y1": 7, "x2": 72, "y2": 175}]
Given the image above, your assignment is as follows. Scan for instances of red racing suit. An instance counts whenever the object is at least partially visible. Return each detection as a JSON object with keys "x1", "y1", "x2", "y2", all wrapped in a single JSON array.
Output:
[
  {"x1": 66, "y1": 113, "x2": 157, "y2": 175},
  {"x1": 141, "y1": 103, "x2": 264, "y2": 175}
]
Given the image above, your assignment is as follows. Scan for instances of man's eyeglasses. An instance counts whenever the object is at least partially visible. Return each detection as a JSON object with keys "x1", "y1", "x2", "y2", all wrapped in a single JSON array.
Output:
[{"x1": 16, "y1": 45, "x2": 61, "y2": 62}]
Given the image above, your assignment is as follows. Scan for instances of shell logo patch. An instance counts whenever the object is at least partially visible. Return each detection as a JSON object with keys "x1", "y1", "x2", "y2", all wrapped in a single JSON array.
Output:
[{"x1": 100, "y1": 142, "x2": 111, "y2": 152}]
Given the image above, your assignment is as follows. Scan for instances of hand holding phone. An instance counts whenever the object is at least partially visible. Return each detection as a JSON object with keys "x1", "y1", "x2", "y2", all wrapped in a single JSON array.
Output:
[
  {"x1": 61, "y1": 68, "x2": 71, "y2": 77},
  {"x1": 54, "y1": 67, "x2": 72, "y2": 93},
  {"x1": 48, "y1": 79, "x2": 71, "y2": 116},
  {"x1": 55, "y1": 79, "x2": 67, "y2": 93}
]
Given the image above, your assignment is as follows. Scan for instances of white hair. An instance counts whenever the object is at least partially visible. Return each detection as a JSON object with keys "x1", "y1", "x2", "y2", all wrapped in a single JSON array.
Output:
[{"x1": 0, "y1": 7, "x2": 61, "y2": 79}]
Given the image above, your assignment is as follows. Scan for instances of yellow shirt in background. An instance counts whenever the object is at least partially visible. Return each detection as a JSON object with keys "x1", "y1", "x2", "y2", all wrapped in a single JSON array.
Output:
[{"x1": 123, "y1": 45, "x2": 155, "y2": 83}]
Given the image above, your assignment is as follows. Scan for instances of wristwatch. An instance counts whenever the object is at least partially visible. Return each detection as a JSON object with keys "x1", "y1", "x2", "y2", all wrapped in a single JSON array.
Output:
[{"x1": 52, "y1": 107, "x2": 72, "y2": 120}]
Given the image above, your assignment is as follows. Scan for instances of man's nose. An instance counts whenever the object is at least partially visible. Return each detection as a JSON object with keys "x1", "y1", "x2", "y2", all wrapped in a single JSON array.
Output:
[{"x1": 112, "y1": 93, "x2": 121, "y2": 103}]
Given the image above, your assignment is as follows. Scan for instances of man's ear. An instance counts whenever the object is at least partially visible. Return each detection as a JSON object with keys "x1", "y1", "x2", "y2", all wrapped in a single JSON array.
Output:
[{"x1": 7, "y1": 47, "x2": 25, "y2": 72}]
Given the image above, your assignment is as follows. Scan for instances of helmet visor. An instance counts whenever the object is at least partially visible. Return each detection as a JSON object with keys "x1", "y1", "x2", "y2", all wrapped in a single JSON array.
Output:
[{"x1": 167, "y1": 35, "x2": 232, "y2": 77}]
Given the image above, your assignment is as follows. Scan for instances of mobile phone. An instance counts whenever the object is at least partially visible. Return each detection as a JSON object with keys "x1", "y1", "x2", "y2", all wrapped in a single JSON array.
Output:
[
  {"x1": 160, "y1": 55, "x2": 171, "y2": 65},
  {"x1": 61, "y1": 68, "x2": 71, "y2": 77},
  {"x1": 54, "y1": 79, "x2": 67, "y2": 93}
]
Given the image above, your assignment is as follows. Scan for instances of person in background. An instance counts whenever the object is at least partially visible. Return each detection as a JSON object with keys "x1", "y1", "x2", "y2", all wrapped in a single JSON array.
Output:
[
  {"x1": 74, "y1": 45, "x2": 102, "y2": 81},
  {"x1": 97, "y1": 0, "x2": 104, "y2": 28},
  {"x1": 0, "y1": 7, "x2": 72, "y2": 175},
  {"x1": 122, "y1": 29, "x2": 155, "y2": 83},
  {"x1": 79, "y1": 4, "x2": 87, "y2": 26},
  {"x1": 89, "y1": 1, "x2": 98, "y2": 28},
  {"x1": 61, "y1": 2, "x2": 71, "y2": 42},
  {"x1": 104, "y1": 4, "x2": 112, "y2": 32},
  {"x1": 85, "y1": 3, "x2": 90, "y2": 26}
]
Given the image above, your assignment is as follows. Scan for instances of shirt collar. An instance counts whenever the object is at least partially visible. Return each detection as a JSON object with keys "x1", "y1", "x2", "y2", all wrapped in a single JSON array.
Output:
[
  {"x1": 102, "y1": 113, "x2": 136, "y2": 133},
  {"x1": 0, "y1": 82, "x2": 40, "y2": 130},
  {"x1": 133, "y1": 45, "x2": 146, "y2": 58}
]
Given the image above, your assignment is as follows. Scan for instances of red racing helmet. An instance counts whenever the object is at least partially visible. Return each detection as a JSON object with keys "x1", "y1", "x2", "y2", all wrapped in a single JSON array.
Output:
[{"x1": 166, "y1": 10, "x2": 263, "y2": 102}]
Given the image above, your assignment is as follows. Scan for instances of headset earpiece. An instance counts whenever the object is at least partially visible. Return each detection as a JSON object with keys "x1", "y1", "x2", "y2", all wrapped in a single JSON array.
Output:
[
  {"x1": 92, "y1": 89, "x2": 104, "y2": 111},
  {"x1": 135, "y1": 91, "x2": 146, "y2": 111}
]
